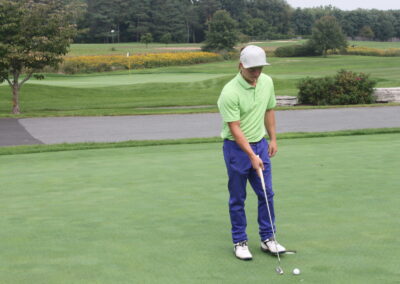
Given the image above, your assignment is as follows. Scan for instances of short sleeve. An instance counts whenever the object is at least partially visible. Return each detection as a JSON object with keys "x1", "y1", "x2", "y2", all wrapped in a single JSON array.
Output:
[
  {"x1": 217, "y1": 91, "x2": 240, "y2": 122},
  {"x1": 266, "y1": 80, "x2": 276, "y2": 110}
]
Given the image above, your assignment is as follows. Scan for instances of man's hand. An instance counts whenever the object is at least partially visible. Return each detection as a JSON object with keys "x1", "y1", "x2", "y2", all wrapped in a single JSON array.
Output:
[
  {"x1": 251, "y1": 154, "x2": 264, "y2": 172},
  {"x1": 268, "y1": 140, "x2": 278, "y2": 157},
  {"x1": 265, "y1": 110, "x2": 277, "y2": 157}
]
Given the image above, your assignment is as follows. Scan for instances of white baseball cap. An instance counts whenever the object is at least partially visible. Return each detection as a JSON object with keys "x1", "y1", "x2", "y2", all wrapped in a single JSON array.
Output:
[{"x1": 240, "y1": 45, "x2": 270, "y2": 68}]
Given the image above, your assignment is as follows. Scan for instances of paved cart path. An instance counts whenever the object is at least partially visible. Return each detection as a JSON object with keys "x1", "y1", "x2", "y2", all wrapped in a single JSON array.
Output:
[{"x1": 1, "y1": 106, "x2": 400, "y2": 146}]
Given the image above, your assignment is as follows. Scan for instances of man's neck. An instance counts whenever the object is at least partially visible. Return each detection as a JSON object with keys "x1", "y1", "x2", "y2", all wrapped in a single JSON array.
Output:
[{"x1": 240, "y1": 72, "x2": 257, "y2": 87}]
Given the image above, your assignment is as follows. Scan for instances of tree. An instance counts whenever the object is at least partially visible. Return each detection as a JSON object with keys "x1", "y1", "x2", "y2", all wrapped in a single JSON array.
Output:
[
  {"x1": 160, "y1": 33, "x2": 172, "y2": 45},
  {"x1": 291, "y1": 8, "x2": 315, "y2": 35},
  {"x1": 359, "y1": 26, "x2": 374, "y2": 40},
  {"x1": 149, "y1": 0, "x2": 187, "y2": 43},
  {"x1": 370, "y1": 10, "x2": 396, "y2": 41},
  {"x1": 246, "y1": 0, "x2": 291, "y2": 35},
  {"x1": 242, "y1": 17, "x2": 273, "y2": 40},
  {"x1": 202, "y1": 10, "x2": 238, "y2": 51},
  {"x1": 309, "y1": 15, "x2": 347, "y2": 57},
  {"x1": 0, "y1": 0, "x2": 77, "y2": 114},
  {"x1": 127, "y1": 0, "x2": 151, "y2": 42},
  {"x1": 140, "y1": 33, "x2": 153, "y2": 47}
]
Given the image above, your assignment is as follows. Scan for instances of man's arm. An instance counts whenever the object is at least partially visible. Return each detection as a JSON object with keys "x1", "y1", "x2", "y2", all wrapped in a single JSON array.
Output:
[
  {"x1": 228, "y1": 121, "x2": 264, "y2": 171},
  {"x1": 265, "y1": 109, "x2": 277, "y2": 157}
]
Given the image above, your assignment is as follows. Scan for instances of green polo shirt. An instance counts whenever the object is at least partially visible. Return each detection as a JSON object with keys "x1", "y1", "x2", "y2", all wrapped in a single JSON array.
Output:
[{"x1": 217, "y1": 72, "x2": 276, "y2": 142}]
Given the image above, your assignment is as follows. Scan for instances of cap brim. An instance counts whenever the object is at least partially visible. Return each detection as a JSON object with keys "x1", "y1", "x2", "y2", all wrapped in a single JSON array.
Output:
[{"x1": 241, "y1": 62, "x2": 270, "y2": 68}]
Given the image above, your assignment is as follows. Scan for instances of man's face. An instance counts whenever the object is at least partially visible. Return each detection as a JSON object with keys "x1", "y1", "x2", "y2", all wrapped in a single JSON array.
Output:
[{"x1": 240, "y1": 64, "x2": 263, "y2": 85}]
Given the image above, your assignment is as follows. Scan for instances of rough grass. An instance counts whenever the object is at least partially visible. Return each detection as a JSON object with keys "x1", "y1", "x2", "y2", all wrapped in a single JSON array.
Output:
[
  {"x1": 0, "y1": 133, "x2": 399, "y2": 283},
  {"x1": 67, "y1": 42, "x2": 203, "y2": 56},
  {"x1": 348, "y1": 40, "x2": 400, "y2": 49}
]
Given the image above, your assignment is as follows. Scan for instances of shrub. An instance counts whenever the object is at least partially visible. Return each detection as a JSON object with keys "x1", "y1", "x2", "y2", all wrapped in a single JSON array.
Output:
[
  {"x1": 331, "y1": 70, "x2": 376, "y2": 104},
  {"x1": 275, "y1": 43, "x2": 319, "y2": 57},
  {"x1": 297, "y1": 70, "x2": 376, "y2": 105},
  {"x1": 297, "y1": 77, "x2": 335, "y2": 105}
]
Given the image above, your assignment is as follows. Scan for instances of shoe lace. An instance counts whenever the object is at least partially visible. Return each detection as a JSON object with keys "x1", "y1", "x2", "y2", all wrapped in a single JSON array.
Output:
[
  {"x1": 264, "y1": 238, "x2": 277, "y2": 245},
  {"x1": 236, "y1": 241, "x2": 248, "y2": 248}
]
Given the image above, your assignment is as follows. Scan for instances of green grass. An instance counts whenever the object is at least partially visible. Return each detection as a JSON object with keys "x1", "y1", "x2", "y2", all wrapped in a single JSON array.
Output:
[
  {"x1": 25, "y1": 73, "x2": 229, "y2": 88},
  {"x1": 1, "y1": 128, "x2": 400, "y2": 156},
  {"x1": 1, "y1": 55, "x2": 400, "y2": 117},
  {"x1": 1, "y1": 133, "x2": 399, "y2": 283}
]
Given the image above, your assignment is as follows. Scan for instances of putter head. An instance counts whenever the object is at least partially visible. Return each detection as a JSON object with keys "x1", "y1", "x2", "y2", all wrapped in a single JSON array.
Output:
[{"x1": 276, "y1": 266, "x2": 284, "y2": 275}]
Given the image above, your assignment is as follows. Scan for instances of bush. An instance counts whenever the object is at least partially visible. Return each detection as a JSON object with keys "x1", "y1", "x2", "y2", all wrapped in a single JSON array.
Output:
[
  {"x1": 275, "y1": 43, "x2": 319, "y2": 57},
  {"x1": 297, "y1": 70, "x2": 376, "y2": 105},
  {"x1": 297, "y1": 77, "x2": 335, "y2": 105}
]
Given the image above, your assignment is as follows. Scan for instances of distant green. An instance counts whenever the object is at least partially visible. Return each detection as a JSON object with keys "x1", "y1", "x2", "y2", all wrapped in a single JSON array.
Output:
[{"x1": 1, "y1": 133, "x2": 399, "y2": 283}]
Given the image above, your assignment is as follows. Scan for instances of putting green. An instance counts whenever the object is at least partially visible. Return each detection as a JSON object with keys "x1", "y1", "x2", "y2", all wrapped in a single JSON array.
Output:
[
  {"x1": 0, "y1": 134, "x2": 399, "y2": 283},
  {"x1": 25, "y1": 73, "x2": 230, "y2": 88}
]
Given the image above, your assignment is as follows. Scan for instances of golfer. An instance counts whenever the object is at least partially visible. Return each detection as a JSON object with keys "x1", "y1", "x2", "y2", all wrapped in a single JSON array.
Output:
[{"x1": 217, "y1": 45, "x2": 286, "y2": 260}]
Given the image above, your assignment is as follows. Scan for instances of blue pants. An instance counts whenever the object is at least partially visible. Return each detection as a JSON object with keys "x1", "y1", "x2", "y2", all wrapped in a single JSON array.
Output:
[{"x1": 223, "y1": 138, "x2": 276, "y2": 244}]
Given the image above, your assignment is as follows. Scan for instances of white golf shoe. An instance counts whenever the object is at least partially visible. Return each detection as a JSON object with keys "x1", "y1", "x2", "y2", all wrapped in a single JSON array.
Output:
[
  {"x1": 234, "y1": 241, "x2": 253, "y2": 260},
  {"x1": 261, "y1": 238, "x2": 286, "y2": 255}
]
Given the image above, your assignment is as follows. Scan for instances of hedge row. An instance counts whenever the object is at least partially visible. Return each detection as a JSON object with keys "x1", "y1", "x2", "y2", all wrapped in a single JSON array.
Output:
[
  {"x1": 57, "y1": 52, "x2": 222, "y2": 74},
  {"x1": 274, "y1": 43, "x2": 319, "y2": 57},
  {"x1": 276, "y1": 44, "x2": 400, "y2": 57},
  {"x1": 342, "y1": 46, "x2": 400, "y2": 57}
]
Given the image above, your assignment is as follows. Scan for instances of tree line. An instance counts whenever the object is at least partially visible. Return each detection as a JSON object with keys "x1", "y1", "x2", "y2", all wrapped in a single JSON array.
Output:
[{"x1": 74, "y1": 0, "x2": 400, "y2": 43}]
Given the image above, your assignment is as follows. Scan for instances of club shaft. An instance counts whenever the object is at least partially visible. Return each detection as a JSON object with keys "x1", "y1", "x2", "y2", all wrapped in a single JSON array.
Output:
[{"x1": 258, "y1": 167, "x2": 282, "y2": 265}]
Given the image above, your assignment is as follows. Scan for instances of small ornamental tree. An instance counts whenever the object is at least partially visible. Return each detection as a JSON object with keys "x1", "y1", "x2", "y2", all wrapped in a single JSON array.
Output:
[
  {"x1": 202, "y1": 10, "x2": 238, "y2": 52},
  {"x1": 141, "y1": 33, "x2": 153, "y2": 48},
  {"x1": 160, "y1": 33, "x2": 172, "y2": 46},
  {"x1": 0, "y1": 0, "x2": 77, "y2": 114},
  {"x1": 309, "y1": 15, "x2": 347, "y2": 57}
]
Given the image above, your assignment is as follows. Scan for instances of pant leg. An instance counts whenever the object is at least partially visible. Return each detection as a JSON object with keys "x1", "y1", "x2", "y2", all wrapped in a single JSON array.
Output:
[
  {"x1": 223, "y1": 140, "x2": 252, "y2": 244},
  {"x1": 248, "y1": 139, "x2": 276, "y2": 241}
]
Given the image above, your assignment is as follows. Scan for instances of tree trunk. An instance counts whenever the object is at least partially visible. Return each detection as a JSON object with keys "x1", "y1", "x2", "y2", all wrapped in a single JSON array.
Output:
[
  {"x1": 12, "y1": 84, "x2": 21, "y2": 115},
  {"x1": 8, "y1": 70, "x2": 32, "y2": 115},
  {"x1": 117, "y1": 24, "x2": 120, "y2": 43},
  {"x1": 185, "y1": 19, "x2": 190, "y2": 43}
]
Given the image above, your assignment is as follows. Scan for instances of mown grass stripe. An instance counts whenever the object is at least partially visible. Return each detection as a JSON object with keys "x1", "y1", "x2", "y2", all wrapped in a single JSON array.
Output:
[{"x1": 1, "y1": 127, "x2": 399, "y2": 156}]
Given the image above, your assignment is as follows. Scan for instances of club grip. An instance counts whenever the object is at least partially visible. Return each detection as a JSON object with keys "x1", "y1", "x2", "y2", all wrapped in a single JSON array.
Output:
[{"x1": 257, "y1": 167, "x2": 266, "y2": 189}]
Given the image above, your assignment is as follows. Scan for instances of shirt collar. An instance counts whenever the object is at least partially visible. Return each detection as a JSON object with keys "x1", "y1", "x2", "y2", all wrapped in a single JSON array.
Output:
[{"x1": 236, "y1": 72, "x2": 255, "y2": 90}]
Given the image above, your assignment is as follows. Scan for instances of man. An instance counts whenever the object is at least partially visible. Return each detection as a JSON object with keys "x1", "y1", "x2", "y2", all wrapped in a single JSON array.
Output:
[{"x1": 217, "y1": 45, "x2": 286, "y2": 260}]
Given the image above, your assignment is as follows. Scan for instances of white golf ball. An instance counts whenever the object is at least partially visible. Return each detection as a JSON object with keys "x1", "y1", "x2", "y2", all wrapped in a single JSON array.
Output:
[{"x1": 292, "y1": 268, "x2": 301, "y2": 275}]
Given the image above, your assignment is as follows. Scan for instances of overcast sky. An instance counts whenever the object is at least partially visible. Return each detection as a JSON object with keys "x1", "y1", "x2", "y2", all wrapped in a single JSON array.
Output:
[{"x1": 285, "y1": 0, "x2": 400, "y2": 11}]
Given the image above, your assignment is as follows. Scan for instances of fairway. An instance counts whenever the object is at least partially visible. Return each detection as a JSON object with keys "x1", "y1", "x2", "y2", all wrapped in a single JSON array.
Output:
[
  {"x1": 1, "y1": 54, "x2": 400, "y2": 117},
  {"x1": 1, "y1": 133, "x2": 399, "y2": 283}
]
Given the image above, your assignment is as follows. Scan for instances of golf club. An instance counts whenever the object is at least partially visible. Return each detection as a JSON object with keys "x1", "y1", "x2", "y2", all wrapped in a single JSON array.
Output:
[{"x1": 257, "y1": 165, "x2": 284, "y2": 275}]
